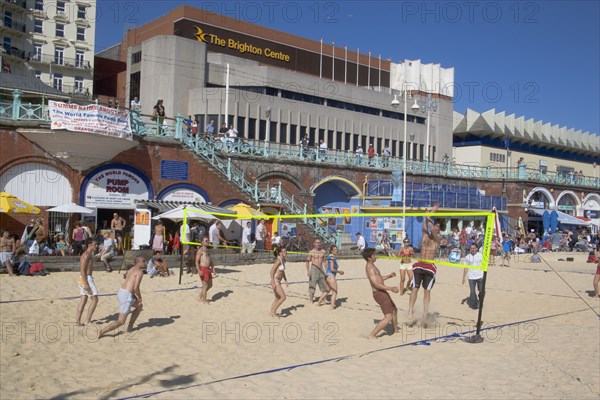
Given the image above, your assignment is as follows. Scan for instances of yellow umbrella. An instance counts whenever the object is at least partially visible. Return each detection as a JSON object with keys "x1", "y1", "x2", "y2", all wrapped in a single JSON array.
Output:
[
  {"x1": 0, "y1": 192, "x2": 41, "y2": 214},
  {"x1": 226, "y1": 202, "x2": 266, "y2": 219}
]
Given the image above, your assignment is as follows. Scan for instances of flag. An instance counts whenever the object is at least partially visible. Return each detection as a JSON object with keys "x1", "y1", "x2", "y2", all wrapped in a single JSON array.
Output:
[
  {"x1": 504, "y1": 133, "x2": 510, "y2": 150},
  {"x1": 492, "y1": 207, "x2": 502, "y2": 239}
]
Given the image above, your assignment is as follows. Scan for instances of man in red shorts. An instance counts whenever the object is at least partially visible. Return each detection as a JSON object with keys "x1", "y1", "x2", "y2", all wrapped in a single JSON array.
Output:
[
  {"x1": 408, "y1": 203, "x2": 441, "y2": 327},
  {"x1": 196, "y1": 236, "x2": 216, "y2": 303},
  {"x1": 365, "y1": 247, "x2": 399, "y2": 339}
]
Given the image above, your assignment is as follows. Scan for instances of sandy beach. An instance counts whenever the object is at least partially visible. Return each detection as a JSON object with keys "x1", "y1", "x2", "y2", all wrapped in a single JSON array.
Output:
[{"x1": 1, "y1": 251, "x2": 598, "y2": 399}]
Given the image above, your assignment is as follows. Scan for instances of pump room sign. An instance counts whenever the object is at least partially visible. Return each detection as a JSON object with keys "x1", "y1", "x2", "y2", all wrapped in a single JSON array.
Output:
[{"x1": 82, "y1": 165, "x2": 152, "y2": 208}]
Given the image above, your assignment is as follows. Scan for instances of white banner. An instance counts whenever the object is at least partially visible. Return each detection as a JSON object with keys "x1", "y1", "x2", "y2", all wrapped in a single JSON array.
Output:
[{"x1": 48, "y1": 101, "x2": 132, "y2": 140}]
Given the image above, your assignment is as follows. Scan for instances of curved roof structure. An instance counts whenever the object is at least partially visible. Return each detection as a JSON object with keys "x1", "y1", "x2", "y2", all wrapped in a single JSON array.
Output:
[{"x1": 453, "y1": 108, "x2": 599, "y2": 156}]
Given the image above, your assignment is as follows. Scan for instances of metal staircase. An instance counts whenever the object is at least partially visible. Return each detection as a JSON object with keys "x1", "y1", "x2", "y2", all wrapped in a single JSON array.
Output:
[{"x1": 134, "y1": 114, "x2": 338, "y2": 246}]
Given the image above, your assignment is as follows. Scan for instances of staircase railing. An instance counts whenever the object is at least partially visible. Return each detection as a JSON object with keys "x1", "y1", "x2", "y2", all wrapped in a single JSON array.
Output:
[{"x1": 135, "y1": 113, "x2": 338, "y2": 245}]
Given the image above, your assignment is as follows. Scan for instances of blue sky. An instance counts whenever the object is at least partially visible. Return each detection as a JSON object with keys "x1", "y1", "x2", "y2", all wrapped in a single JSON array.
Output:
[{"x1": 95, "y1": 0, "x2": 600, "y2": 135}]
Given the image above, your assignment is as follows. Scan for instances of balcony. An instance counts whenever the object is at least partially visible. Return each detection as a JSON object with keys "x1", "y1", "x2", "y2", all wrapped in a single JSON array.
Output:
[
  {"x1": 27, "y1": 52, "x2": 93, "y2": 71},
  {"x1": 0, "y1": 18, "x2": 26, "y2": 34},
  {"x1": 1, "y1": 45, "x2": 26, "y2": 61},
  {"x1": 2, "y1": 0, "x2": 27, "y2": 10},
  {"x1": 53, "y1": 10, "x2": 69, "y2": 23}
]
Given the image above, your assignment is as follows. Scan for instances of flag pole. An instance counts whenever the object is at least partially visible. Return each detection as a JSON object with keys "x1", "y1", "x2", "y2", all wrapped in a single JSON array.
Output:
[
  {"x1": 344, "y1": 45, "x2": 348, "y2": 84},
  {"x1": 356, "y1": 48, "x2": 359, "y2": 86},
  {"x1": 331, "y1": 41, "x2": 335, "y2": 81},
  {"x1": 367, "y1": 51, "x2": 371, "y2": 88},
  {"x1": 319, "y1": 38, "x2": 323, "y2": 79}
]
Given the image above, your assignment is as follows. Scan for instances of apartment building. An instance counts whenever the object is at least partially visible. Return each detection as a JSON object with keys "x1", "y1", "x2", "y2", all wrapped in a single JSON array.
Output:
[{"x1": 0, "y1": 0, "x2": 95, "y2": 97}]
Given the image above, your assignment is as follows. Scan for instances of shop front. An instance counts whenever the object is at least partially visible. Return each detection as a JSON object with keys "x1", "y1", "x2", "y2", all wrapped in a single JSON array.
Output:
[{"x1": 79, "y1": 163, "x2": 154, "y2": 248}]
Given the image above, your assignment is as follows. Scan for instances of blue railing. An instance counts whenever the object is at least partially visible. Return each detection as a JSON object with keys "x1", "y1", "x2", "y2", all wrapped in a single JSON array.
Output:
[{"x1": 1, "y1": 91, "x2": 598, "y2": 191}]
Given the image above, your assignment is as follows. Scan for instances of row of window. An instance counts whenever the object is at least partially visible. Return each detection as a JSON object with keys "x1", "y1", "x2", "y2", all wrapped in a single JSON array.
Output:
[
  {"x1": 194, "y1": 114, "x2": 435, "y2": 161},
  {"x1": 489, "y1": 152, "x2": 506, "y2": 163},
  {"x1": 34, "y1": 71, "x2": 86, "y2": 93},
  {"x1": 205, "y1": 85, "x2": 427, "y2": 125},
  {"x1": 29, "y1": 45, "x2": 87, "y2": 67},
  {"x1": 34, "y1": 19, "x2": 87, "y2": 41},
  {"x1": 34, "y1": 0, "x2": 87, "y2": 19}
]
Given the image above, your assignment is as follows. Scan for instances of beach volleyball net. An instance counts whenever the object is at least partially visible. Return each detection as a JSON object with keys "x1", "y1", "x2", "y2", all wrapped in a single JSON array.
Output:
[{"x1": 181, "y1": 207, "x2": 497, "y2": 272}]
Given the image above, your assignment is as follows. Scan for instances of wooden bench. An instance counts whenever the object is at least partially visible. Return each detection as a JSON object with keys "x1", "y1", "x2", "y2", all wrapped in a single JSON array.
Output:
[{"x1": 118, "y1": 249, "x2": 154, "y2": 272}]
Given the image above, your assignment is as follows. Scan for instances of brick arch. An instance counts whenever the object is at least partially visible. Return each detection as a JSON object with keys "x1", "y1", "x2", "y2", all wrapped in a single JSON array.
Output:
[
  {"x1": 583, "y1": 193, "x2": 600, "y2": 209},
  {"x1": 524, "y1": 187, "x2": 555, "y2": 208},
  {"x1": 555, "y1": 190, "x2": 582, "y2": 209},
  {"x1": 0, "y1": 158, "x2": 78, "y2": 204},
  {"x1": 256, "y1": 171, "x2": 306, "y2": 193}
]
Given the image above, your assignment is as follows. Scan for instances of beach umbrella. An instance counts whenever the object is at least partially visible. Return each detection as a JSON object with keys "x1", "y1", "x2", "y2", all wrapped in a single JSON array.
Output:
[
  {"x1": 47, "y1": 203, "x2": 94, "y2": 214},
  {"x1": 0, "y1": 192, "x2": 41, "y2": 214},
  {"x1": 226, "y1": 202, "x2": 266, "y2": 219},
  {"x1": 152, "y1": 205, "x2": 221, "y2": 223}
]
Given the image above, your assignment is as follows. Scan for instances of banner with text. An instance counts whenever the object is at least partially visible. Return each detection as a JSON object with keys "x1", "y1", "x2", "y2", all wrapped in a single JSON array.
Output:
[{"x1": 48, "y1": 101, "x2": 132, "y2": 140}]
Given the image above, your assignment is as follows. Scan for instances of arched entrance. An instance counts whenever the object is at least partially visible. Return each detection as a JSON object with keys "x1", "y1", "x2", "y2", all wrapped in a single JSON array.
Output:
[
  {"x1": 525, "y1": 187, "x2": 555, "y2": 210},
  {"x1": 555, "y1": 190, "x2": 582, "y2": 216}
]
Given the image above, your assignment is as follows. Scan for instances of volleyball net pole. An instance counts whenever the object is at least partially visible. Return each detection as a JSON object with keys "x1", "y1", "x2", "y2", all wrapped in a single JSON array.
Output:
[{"x1": 465, "y1": 212, "x2": 495, "y2": 344}]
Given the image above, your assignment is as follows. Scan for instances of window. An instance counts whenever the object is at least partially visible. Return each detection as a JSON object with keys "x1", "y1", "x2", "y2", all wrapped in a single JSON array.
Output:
[
  {"x1": 33, "y1": 44, "x2": 42, "y2": 61},
  {"x1": 54, "y1": 47, "x2": 64, "y2": 65},
  {"x1": 129, "y1": 71, "x2": 140, "y2": 100},
  {"x1": 57, "y1": 1, "x2": 66, "y2": 14},
  {"x1": 34, "y1": 70, "x2": 41, "y2": 79},
  {"x1": 4, "y1": 12, "x2": 12, "y2": 29},
  {"x1": 3, "y1": 36, "x2": 11, "y2": 53},
  {"x1": 53, "y1": 73, "x2": 63, "y2": 91},
  {"x1": 557, "y1": 166, "x2": 574, "y2": 178},
  {"x1": 489, "y1": 152, "x2": 506, "y2": 163},
  {"x1": 35, "y1": 0, "x2": 43, "y2": 11},
  {"x1": 34, "y1": 18, "x2": 43, "y2": 33},
  {"x1": 56, "y1": 23, "x2": 64, "y2": 37},
  {"x1": 131, "y1": 51, "x2": 142, "y2": 64},
  {"x1": 76, "y1": 26, "x2": 85, "y2": 41},
  {"x1": 74, "y1": 76, "x2": 83, "y2": 92},
  {"x1": 77, "y1": 5, "x2": 86, "y2": 19},
  {"x1": 279, "y1": 123, "x2": 287, "y2": 143},
  {"x1": 75, "y1": 50, "x2": 84, "y2": 67}
]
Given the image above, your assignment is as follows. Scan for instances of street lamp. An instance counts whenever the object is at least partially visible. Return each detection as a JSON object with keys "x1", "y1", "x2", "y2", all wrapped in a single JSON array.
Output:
[
  {"x1": 419, "y1": 93, "x2": 438, "y2": 169},
  {"x1": 391, "y1": 87, "x2": 420, "y2": 239}
]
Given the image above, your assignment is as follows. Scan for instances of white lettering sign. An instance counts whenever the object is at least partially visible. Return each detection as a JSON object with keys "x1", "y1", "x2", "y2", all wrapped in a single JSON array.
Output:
[{"x1": 84, "y1": 168, "x2": 150, "y2": 208}]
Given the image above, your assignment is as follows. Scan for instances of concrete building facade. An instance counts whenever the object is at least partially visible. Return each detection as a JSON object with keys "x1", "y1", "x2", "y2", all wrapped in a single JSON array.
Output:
[{"x1": 1, "y1": 0, "x2": 96, "y2": 97}]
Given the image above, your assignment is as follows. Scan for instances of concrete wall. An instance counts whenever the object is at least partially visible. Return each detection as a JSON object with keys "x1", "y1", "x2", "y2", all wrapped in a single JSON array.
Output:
[{"x1": 139, "y1": 36, "x2": 207, "y2": 117}]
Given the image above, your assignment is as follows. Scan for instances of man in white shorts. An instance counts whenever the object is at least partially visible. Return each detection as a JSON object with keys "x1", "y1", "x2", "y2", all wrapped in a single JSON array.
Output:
[
  {"x1": 98, "y1": 256, "x2": 145, "y2": 338},
  {"x1": 76, "y1": 238, "x2": 99, "y2": 326}
]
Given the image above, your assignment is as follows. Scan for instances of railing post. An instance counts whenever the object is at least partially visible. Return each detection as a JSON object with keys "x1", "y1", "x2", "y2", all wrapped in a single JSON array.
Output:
[
  {"x1": 227, "y1": 158, "x2": 231, "y2": 180},
  {"x1": 303, "y1": 204, "x2": 307, "y2": 223},
  {"x1": 277, "y1": 181, "x2": 282, "y2": 203},
  {"x1": 254, "y1": 180, "x2": 259, "y2": 202},
  {"x1": 12, "y1": 89, "x2": 22, "y2": 120},
  {"x1": 175, "y1": 113, "x2": 184, "y2": 140},
  {"x1": 336, "y1": 229, "x2": 342, "y2": 249}
]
